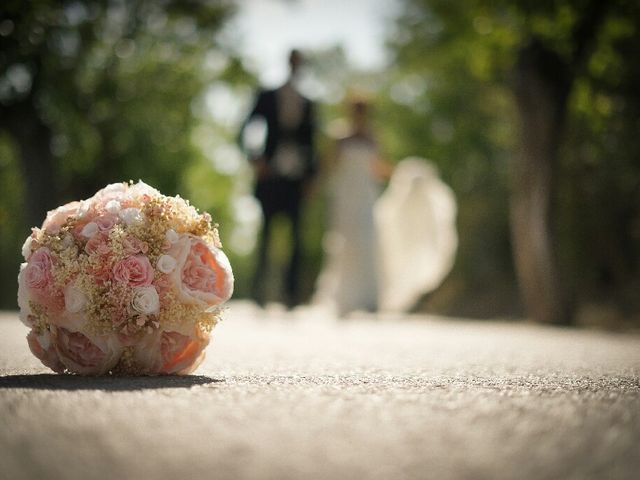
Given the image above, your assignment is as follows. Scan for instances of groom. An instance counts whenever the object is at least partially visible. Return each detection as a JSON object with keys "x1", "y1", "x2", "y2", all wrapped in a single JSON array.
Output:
[{"x1": 239, "y1": 49, "x2": 317, "y2": 307}]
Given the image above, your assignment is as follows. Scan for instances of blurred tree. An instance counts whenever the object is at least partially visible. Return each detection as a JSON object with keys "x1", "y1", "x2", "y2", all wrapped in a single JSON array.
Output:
[
  {"x1": 0, "y1": 0, "x2": 236, "y2": 222},
  {"x1": 0, "y1": 0, "x2": 251, "y2": 307},
  {"x1": 388, "y1": 0, "x2": 640, "y2": 324},
  {"x1": 510, "y1": 0, "x2": 610, "y2": 325}
]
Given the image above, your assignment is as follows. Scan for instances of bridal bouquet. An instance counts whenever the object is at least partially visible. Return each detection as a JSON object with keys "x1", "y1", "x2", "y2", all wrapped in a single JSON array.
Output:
[{"x1": 17, "y1": 181, "x2": 234, "y2": 375}]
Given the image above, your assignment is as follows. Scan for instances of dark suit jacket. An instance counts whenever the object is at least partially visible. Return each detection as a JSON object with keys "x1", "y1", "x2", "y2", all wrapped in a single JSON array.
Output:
[{"x1": 241, "y1": 87, "x2": 316, "y2": 183}]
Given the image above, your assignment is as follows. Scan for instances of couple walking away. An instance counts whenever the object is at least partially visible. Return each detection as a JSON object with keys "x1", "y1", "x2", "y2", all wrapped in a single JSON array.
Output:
[{"x1": 240, "y1": 49, "x2": 458, "y2": 315}]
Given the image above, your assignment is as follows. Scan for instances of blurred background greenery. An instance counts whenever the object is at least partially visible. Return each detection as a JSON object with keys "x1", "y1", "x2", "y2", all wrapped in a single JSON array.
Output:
[{"x1": 1, "y1": 0, "x2": 639, "y2": 327}]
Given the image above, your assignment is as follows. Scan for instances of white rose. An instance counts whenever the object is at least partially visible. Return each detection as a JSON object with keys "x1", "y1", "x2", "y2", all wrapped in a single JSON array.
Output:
[
  {"x1": 119, "y1": 208, "x2": 143, "y2": 226},
  {"x1": 105, "y1": 199, "x2": 121, "y2": 214},
  {"x1": 64, "y1": 284, "x2": 87, "y2": 313},
  {"x1": 77, "y1": 200, "x2": 92, "y2": 219},
  {"x1": 156, "y1": 254, "x2": 177, "y2": 274},
  {"x1": 21, "y1": 236, "x2": 33, "y2": 260},
  {"x1": 131, "y1": 286, "x2": 160, "y2": 315},
  {"x1": 81, "y1": 222, "x2": 99, "y2": 238},
  {"x1": 165, "y1": 229, "x2": 179, "y2": 244}
]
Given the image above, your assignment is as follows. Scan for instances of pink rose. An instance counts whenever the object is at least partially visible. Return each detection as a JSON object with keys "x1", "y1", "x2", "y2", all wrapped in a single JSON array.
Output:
[
  {"x1": 112, "y1": 255, "x2": 154, "y2": 286},
  {"x1": 122, "y1": 235, "x2": 148, "y2": 255},
  {"x1": 166, "y1": 235, "x2": 234, "y2": 307},
  {"x1": 183, "y1": 242, "x2": 218, "y2": 293},
  {"x1": 52, "y1": 327, "x2": 122, "y2": 375},
  {"x1": 27, "y1": 329, "x2": 65, "y2": 373},
  {"x1": 94, "y1": 213, "x2": 118, "y2": 232},
  {"x1": 24, "y1": 247, "x2": 53, "y2": 290},
  {"x1": 20, "y1": 250, "x2": 64, "y2": 313},
  {"x1": 85, "y1": 232, "x2": 111, "y2": 255},
  {"x1": 42, "y1": 201, "x2": 80, "y2": 234}
]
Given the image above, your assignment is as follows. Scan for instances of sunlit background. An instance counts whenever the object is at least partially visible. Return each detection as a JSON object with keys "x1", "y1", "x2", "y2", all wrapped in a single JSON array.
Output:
[{"x1": 1, "y1": 0, "x2": 639, "y2": 327}]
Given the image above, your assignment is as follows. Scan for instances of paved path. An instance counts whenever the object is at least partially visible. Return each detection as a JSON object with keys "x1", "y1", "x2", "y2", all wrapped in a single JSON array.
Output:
[{"x1": 1, "y1": 303, "x2": 639, "y2": 480}]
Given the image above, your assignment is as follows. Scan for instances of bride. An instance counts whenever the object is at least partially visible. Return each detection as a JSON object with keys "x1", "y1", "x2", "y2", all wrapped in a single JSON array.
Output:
[
  {"x1": 313, "y1": 97, "x2": 391, "y2": 316},
  {"x1": 314, "y1": 97, "x2": 458, "y2": 317}
]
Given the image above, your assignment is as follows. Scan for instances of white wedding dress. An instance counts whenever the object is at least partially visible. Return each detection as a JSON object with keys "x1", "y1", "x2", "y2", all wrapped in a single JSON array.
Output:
[
  {"x1": 375, "y1": 158, "x2": 457, "y2": 312},
  {"x1": 314, "y1": 149, "x2": 458, "y2": 316},
  {"x1": 314, "y1": 135, "x2": 381, "y2": 316}
]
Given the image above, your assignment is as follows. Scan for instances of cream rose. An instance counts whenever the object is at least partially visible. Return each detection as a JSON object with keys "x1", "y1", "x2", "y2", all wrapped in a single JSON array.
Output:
[
  {"x1": 64, "y1": 284, "x2": 87, "y2": 313},
  {"x1": 156, "y1": 254, "x2": 177, "y2": 274},
  {"x1": 131, "y1": 286, "x2": 160, "y2": 315},
  {"x1": 166, "y1": 234, "x2": 234, "y2": 307}
]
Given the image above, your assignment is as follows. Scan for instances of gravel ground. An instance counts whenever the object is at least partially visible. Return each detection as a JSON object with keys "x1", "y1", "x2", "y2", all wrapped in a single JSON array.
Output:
[{"x1": 1, "y1": 302, "x2": 639, "y2": 480}]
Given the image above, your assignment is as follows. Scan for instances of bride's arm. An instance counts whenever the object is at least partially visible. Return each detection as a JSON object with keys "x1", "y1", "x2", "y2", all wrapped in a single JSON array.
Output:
[{"x1": 373, "y1": 155, "x2": 394, "y2": 181}]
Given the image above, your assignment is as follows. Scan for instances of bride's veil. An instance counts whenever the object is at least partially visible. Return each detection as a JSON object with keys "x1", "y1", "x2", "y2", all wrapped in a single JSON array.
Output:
[{"x1": 374, "y1": 157, "x2": 458, "y2": 312}]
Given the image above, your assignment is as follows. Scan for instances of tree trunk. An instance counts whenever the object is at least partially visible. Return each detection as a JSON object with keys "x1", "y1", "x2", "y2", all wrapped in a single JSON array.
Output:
[{"x1": 511, "y1": 41, "x2": 573, "y2": 325}]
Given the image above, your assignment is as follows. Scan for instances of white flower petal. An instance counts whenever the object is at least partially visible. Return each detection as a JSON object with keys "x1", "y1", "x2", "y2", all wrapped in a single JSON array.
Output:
[
  {"x1": 21, "y1": 237, "x2": 33, "y2": 260},
  {"x1": 119, "y1": 208, "x2": 143, "y2": 226},
  {"x1": 77, "y1": 200, "x2": 92, "y2": 219},
  {"x1": 105, "y1": 200, "x2": 121, "y2": 214},
  {"x1": 81, "y1": 222, "x2": 99, "y2": 238}
]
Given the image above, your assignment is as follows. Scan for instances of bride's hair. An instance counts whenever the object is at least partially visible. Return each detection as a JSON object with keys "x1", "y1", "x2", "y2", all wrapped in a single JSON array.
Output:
[{"x1": 345, "y1": 93, "x2": 373, "y2": 122}]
